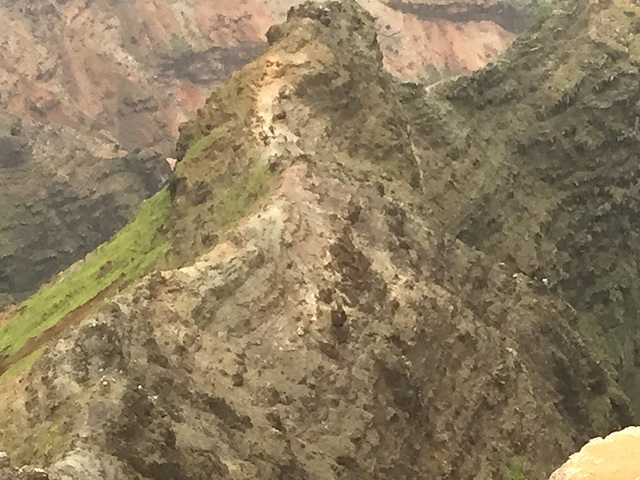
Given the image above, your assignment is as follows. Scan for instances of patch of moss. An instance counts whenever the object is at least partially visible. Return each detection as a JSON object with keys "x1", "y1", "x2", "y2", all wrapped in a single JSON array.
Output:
[
  {"x1": 501, "y1": 456, "x2": 529, "y2": 480},
  {"x1": 587, "y1": 394, "x2": 617, "y2": 431},
  {"x1": 531, "y1": 0, "x2": 557, "y2": 28},
  {"x1": 0, "y1": 376, "x2": 97, "y2": 466},
  {"x1": 627, "y1": 37, "x2": 640, "y2": 62},
  {"x1": 575, "y1": 314, "x2": 623, "y2": 368},
  {"x1": 176, "y1": 67, "x2": 259, "y2": 159},
  {"x1": 168, "y1": 33, "x2": 191, "y2": 56},
  {"x1": 0, "y1": 348, "x2": 42, "y2": 382},
  {"x1": 0, "y1": 188, "x2": 171, "y2": 365},
  {"x1": 168, "y1": 156, "x2": 274, "y2": 265},
  {"x1": 180, "y1": 130, "x2": 218, "y2": 165},
  {"x1": 211, "y1": 161, "x2": 274, "y2": 227},
  {"x1": 542, "y1": 60, "x2": 584, "y2": 101},
  {"x1": 169, "y1": 108, "x2": 277, "y2": 264},
  {"x1": 31, "y1": 414, "x2": 68, "y2": 462}
]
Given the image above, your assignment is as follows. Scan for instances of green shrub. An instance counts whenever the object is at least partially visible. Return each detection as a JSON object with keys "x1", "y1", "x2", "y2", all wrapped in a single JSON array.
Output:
[
  {"x1": 532, "y1": 0, "x2": 556, "y2": 27},
  {"x1": 502, "y1": 456, "x2": 529, "y2": 480},
  {"x1": 0, "y1": 188, "x2": 171, "y2": 379}
]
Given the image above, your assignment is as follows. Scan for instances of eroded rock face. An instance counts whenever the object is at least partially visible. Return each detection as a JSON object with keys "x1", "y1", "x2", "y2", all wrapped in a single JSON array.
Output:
[
  {"x1": 549, "y1": 427, "x2": 640, "y2": 480},
  {"x1": 0, "y1": 0, "x2": 524, "y2": 298},
  {"x1": 0, "y1": 2, "x2": 637, "y2": 480},
  {"x1": 0, "y1": 0, "x2": 522, "y2": 146},
  {"x1": 0, "y1": 452, "x2": 49, "y2": 480}
]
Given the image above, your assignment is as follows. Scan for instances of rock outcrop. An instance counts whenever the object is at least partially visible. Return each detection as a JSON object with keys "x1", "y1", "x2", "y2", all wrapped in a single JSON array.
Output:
[
  {"x1": 2, "y1": 0, "x2": 640, "y2": 479},
  {"x1": 0, "y1": 452, "x2": 49, "y2": 480},
  {"x1": 549, "y1": 427, "x2": 640, "y2": 480},
  {"x1": 0, "y1": 0, "x2": 524, "y2": 299}
]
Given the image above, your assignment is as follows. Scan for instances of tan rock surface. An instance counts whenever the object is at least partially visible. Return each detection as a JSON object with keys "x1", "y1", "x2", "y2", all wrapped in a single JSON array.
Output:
[
  {"x1": 364, "y1": 0, "x2": 514, "y2": 79},
  {"x1": 0, "y1": 0, "x2": 527, "y2": 298},
  {"x1": 550, "y1": 427, "x2": 640, "y2": 480}
]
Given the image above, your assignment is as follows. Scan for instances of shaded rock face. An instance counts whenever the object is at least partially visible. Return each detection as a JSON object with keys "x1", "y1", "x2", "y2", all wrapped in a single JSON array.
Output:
[
  {"x1": 407, "y1": 0, "x2": 640, "y2": 417},
  {"x1": 549, "y1": 427, "x2": 640, "y2": 480},
  {"x1": 0, "y1": 113, "x2": 172, "y2": 298},
  {"x1": 2, "y1": 1, "x2": 640, "y2": 479},
  {"x1": 386, "y1": 0, "x2": 531, "y2": 32}
]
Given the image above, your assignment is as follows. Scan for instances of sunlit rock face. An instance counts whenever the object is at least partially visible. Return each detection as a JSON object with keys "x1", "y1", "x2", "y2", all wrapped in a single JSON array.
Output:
[{"x1": 550, "y1": 427, "x2": 640, "y2": 480}]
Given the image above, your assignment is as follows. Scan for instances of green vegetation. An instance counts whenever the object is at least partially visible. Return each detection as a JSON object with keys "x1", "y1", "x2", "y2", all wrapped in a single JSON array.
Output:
[
  {"x1": 0, "y1": 118, "x2": 276, "y2": 380},
  {"x1": 180, "y1": 123, "x2": 232, "y2": 166},
  {"x1": 0, "y1": 348, "x2": 42, "y2": 381},
  {"x1": 181, "y1": 131, "x2": 217, "y2": 164},
  {"x1": 31, "y1": 413, "x2": 68, "y2": 462},
  {"x1": 168, "y1": 153, "x2": 275, "y2": 265},
  {"x1": 0, "y1": 188, "x2": 171, "y2": 365},
  {"x1": 0, "y1": 48, "x2": 281, "y2": 380},
  {"x1": 208, "y1": 161, "x2": 274, "y2": 228},
  {"x1": 170, "y1": 113, "x2": 277, "y2": 264},
  {"x1": 531, "y1": 0, "x2": 557, "y2": 27},
  {"x1": 168, "y1": 33, "x2": 191, "y2": 56},
  {"x1": 502, "y1": 456, "x2": 529, "y2": 480}
]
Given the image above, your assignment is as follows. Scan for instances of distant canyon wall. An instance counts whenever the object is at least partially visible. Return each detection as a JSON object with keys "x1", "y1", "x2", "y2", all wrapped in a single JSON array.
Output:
[{"x1": 0, "y1": 0, "x2": 527, "y2": 151}]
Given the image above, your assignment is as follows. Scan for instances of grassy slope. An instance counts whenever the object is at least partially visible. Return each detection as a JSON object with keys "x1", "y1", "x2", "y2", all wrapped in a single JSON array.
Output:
[
  {"x1": 0, "y1": 22, "x2": 310, "y2": 381},
  {"x1": 0, "y1": 188, "x2": 171, "y2": 370},
  {"x1": 0, "y1": 130, "x2": 276, "y2": 379}
]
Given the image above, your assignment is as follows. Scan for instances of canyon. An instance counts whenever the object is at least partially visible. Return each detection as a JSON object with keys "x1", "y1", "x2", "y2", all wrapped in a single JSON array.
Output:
[
  {"x1": 0, "y1": 0, "x2": 525, "y2": 301},
  {"x1": 2, "y1": 0, "x2": 640, "y2": 478}
]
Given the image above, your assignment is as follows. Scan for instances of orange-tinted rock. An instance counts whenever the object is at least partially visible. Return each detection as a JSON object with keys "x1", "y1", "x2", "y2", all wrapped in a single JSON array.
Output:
[
  {"x1": 0, "y1": 0, "x2": 526, "y2": 153},
  {"x1": 550, "y1": 427, "x2": 640, "y2": 480}
]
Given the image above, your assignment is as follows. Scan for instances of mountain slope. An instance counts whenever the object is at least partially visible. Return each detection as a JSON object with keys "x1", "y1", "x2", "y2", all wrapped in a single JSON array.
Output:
[
  {"x1": 0, "y1": 0, "x2": 521, "y2": 302},
  {"x1": 0, "y1": 113, "x2": 171, "y2": 300},
  {"x1": 1, "y1": 1, "x2": 638, "y2": 479},
  {"x1": 0, "y1": 0, "x2": 521, "y2": 142},
  {"x1": 408, "y1": 0, "x2": 640, "y2": 415}
]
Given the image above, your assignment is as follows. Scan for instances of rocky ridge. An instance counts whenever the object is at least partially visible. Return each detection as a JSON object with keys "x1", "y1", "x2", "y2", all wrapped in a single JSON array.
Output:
[
  {"x1": 408, "y1": 0, "x2": 640, "y2": 414},
  {"x1": 1, "y1": 0, "x2": 640, "y2": 479},
  {"x1": 0, "y1": 0, "x2": 525, "y2": 301}
]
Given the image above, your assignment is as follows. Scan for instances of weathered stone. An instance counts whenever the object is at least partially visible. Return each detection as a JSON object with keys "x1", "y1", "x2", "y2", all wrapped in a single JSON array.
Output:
[{"x1": 550, "y1": 427, "x2": 640, "y2": 480}]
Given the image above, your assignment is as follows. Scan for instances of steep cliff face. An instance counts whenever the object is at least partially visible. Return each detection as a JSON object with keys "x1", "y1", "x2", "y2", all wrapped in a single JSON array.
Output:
[
  {"x1": 0, "y1": 0, "x2": 270, "y2": 152},
  {"x1": 1, "y1": 1, "x2": 639, "y2": 479},
  {"x1": 386, "y1": 0, "x2": 530, "y2": 31},
  {"x1": 376, "y1": 0, "x2": 528, "y2": 78},
  {"x1": 0, "y1": 0, "x2": 521, "y2": 152},
  {"x1": 0, "y1": 0, "x2": 523, "y2": 301},
  {"x1": 0, "y1": 111, "x2": 171, "y2": 299},
  {"x1": 408, "y1": 0, "x2": 640, "y2": 417}
]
